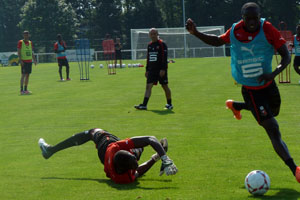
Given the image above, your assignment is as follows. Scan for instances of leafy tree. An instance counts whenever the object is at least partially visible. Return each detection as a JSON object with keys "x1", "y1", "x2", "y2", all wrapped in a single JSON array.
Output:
[
  {"x1": 0, "y1": 0, "x2": 25, "y2": 52},
  {"x1": 18, "y1": 0, "x2": 78, "y2": 52}
]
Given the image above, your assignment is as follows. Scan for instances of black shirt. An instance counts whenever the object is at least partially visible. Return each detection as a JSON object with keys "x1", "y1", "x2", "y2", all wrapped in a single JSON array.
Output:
[{"x1": 146, "y1": 39, "x2": 168, "y2": 71}]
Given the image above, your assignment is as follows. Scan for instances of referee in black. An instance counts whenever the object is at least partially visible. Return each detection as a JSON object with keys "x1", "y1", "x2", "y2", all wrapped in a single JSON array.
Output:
[{"x1": 134, "y1": 28, "x2": 173, "y2": 110}]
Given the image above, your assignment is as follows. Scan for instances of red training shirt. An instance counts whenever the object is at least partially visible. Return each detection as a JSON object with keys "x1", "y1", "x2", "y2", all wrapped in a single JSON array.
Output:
[
  {"x1": 17, "y1": 40, "x2": 34, "y2": 63},
  {"x1": 219, "y1": 20, "x2": 286, "y2": 50},
  {"x1": 54, "y1": 41, "x2": 67, "y2": 59},
  {"x1": 104, "y1": 138, "x2": 136, "y2": 184}
]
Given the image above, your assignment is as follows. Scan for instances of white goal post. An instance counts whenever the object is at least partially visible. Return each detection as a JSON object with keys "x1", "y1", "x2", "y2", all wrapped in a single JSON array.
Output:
[{"x1": 131, "y1": 26, "x2": 225, "y2": 60}]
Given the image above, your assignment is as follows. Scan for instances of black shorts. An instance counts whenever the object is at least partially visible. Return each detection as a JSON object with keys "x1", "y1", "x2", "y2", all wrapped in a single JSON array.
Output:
[
  {"x1": 241, "y1": 81, "x2": 281, "y2": 123},
  {"x1": 115, "y1": 50, "x2": 122, "y2": 60},
  {"x1": 147, "y1": 70, "x2": 168, "y2": 85},
  {"x1": 93, "y1": 131, "x2": 120, "y2": 164},
  {"x1": 21, "y1": 62, "x2": 32, "y2": 74},
  {"x1": 58, "y1": 58, "x2": 69, "y2": 67},
  {"x1": 293, "y1": 56, "x2": 300, "y2": 75}
]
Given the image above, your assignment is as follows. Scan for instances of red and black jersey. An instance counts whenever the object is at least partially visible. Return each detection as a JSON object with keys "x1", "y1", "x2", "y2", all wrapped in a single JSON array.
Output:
[
  {"x1": 104, "y1": 138, "x2": 136, "y2": 184},
  {"x1": 219, "y1": 20, "x2": 286, "y2": 50},
  {"x1": 146, "y1": 39, "x2": 168, "y2": 71}
]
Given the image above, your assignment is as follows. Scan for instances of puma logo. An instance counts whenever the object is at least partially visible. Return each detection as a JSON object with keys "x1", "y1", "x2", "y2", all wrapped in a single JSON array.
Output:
[{"x1": 241, "y1": 45, "x2": 255, "y2": 56}]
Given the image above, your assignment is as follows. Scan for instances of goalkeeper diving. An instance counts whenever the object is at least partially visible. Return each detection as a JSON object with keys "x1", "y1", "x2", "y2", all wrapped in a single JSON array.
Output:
[{"x1": 38, "y1": 128, "x2": 177, "y2": 184}]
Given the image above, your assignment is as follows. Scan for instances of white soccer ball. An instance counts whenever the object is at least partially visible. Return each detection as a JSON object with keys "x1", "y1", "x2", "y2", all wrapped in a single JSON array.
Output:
[
  {"x1": 245, "y1": 170, "x2": 270, "y2": 196},
  {"x1": 116, "y1": 64, "x2": 120, "y2": 68},
  {"x1": 99, "y1": 64, "x2": 104, "y2": 68},
  {"x1": 90, "y1": 64, "x2": 94, "y2": 68},
  {"x1": 128, "y1": 64, "x2": 132, "y2": 68},
  {"x1": 122, "y1": 64, "x2": 126, "y2": 68},
  {"x1": 108, "y1": 64, "x2": 112, "y2": 68}
]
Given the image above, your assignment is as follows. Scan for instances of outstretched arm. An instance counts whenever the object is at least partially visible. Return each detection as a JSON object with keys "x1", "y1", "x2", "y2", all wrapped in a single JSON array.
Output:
[
  {"x1": 258, "y1": 44, "x2": 291, "y2": 83},
  {"x1": 186, "y1": 18, "x2": 226, "y2": 47}
]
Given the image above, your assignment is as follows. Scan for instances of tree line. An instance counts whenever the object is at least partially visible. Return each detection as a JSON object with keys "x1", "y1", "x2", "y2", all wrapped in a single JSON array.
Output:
[{"x1": 0, "y1": 0, "x2": 299, "y2": 53}]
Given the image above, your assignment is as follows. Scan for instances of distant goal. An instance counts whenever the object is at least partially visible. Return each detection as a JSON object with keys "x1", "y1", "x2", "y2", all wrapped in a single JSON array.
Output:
[{"x1": 131, "y1": 26, "x2": 225, "y2": 60}]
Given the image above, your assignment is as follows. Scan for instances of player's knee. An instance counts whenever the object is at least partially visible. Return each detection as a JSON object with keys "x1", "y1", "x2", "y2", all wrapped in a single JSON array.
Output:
[{"x1": 148, "y1": 136, "x2": 158, "y2": 145}]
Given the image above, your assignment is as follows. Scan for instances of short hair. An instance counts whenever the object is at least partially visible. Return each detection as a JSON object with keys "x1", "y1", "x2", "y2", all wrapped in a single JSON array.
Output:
[
  {"x1": 149, "y1": 28, "x2": 158, "y2": 35},
  {"x1": 241, "y1": 2, "x2": 260, "y2": 15},
  {"x1": 23, "y1": 30, "x2": 29, "y2": 34},
  {"x1": 113, "y1": 150, "x2": 136, "y2": 174},
  {"x1": 57, "y1": 34, "x2": 62, "y2": 39}
]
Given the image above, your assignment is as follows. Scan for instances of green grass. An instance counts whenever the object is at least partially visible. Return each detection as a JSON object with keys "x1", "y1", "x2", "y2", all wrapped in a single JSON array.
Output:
[{"x1": 1, "y1": 57, "x2": 300, "y2": 200}]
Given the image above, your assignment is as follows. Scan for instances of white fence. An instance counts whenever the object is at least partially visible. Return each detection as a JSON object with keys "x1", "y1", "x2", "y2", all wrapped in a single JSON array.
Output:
[{"x1": 33, "y1": 47, "x2": 227, "y2": 63}]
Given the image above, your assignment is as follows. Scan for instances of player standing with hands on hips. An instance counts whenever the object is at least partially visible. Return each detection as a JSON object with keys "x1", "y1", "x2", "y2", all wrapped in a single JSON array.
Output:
[
  {"x1": 54, "y1": 34, "x2": 71, "y2": 81},
  {"x1": 134, "y1": 28, "x2": 173, "y2": 110},
  {"x1": 186, "y1": 2, "x2": 300, "y2": 183},
  {"x1": 17, "y1": 30, "x2": 37, "y2": 95},
  {"x1": 38, "y1": 128, "x2": 177, "y2": 184}
]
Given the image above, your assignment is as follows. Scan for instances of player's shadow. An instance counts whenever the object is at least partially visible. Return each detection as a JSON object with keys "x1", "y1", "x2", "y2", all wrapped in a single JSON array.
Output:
[
  {"x1": 42, "y1": 177, "x2": 177, "y2": 190},
  {"x1": 147, "y1": 109, "x2": 175, "y2": 115},
  {"x1": 242, "y1": 187, "x2": 300, "y2": 200}
]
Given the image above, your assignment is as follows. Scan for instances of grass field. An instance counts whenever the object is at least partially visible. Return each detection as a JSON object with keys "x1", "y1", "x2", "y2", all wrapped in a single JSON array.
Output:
[{"x1": 1, "y1": 57, "x2": 300, "y2": 200}]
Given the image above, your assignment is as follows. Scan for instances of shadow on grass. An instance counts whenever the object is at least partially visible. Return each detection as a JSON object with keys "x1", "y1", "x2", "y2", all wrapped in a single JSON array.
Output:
[
  {"x1": 42, "y1": 177, "x2": 177, "y2": 190},
  {"x1": 242, "y1": 187, "x2": 300, "y2": 200},
  {"x1": 147, "y1": 109, "x2": 175, "y2": 115}
]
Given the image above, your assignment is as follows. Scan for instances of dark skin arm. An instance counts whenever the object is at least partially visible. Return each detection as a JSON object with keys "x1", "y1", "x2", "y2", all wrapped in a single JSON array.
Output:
[
  {"x1": 130, "y1": 136, "x2": 166, "y2": 178},
  {"x1": 186, "y1": 18, "x2": 225, "y2": 47},
  {"x1": 135, "y1": 158, "x2": 156, "y2": 177},
  {"x1": 257, "y1": 44, "x2": 291, "y2": 83}
]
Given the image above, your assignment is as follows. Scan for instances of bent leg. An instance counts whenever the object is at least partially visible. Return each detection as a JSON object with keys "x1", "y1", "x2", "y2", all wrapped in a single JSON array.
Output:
[{"x1": 260, "y1": 118, "x2": 297, "y2": 175}]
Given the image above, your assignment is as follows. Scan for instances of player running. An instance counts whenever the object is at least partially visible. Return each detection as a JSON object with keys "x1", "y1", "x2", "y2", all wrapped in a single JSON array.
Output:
[
  {"x1": 17, "y1": 30, "x2": 37, "y2": 95},
  {"x1": 134, "y1": 28, "x2": 173, "y2": 110},
  {"x1": 54, "y1": 34, "x2": 71, "y2": 81},
  {"x1": 186, "y1": 2, "x2": 300, "y2": 183},
  {"x1": 291, "y1": 24, "x2": 300, "y2": 83},
  {"x1": 38, "y1": 128, "x2": 177, "y2": 184}
]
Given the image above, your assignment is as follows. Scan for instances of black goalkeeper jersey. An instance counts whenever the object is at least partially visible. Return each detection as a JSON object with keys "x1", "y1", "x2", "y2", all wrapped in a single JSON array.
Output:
[{"x1": 146, "y1": 39, "x2": 168, "y2": 71}]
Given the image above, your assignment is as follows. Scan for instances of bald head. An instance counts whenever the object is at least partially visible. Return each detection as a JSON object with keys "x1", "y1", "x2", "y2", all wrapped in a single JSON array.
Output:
[{"x1": 149, "y1": 28, "x2": 159, "y2": 42}]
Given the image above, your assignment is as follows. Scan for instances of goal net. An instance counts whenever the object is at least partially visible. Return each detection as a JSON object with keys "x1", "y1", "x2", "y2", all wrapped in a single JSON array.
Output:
[{"x1": 131, "y1": 26, "x2": 225, "y2": 60}]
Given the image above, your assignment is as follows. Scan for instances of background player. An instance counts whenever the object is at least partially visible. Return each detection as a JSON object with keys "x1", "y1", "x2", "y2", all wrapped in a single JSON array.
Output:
[
  {"x1": 134, "y1": 28, "x2": 173, "y2": 110},
  {"x1": 38, "y1": 128, "x2": 177, "y2": 184},
  {"x1": 54, "y1": 34, "x2": 70, "y2": 81},
  {"x1": 186, "y1": 2, "x2": 300, "y2": 183},
  {"x1": 114, "y1": 37, "x2": 122, "y2": 67},
  {"x1": 17, "y1": 30, "x2": 37, "y2": 95},
  {"x1": 291, "y1": 24, "x2": 300, "y2": 83}
]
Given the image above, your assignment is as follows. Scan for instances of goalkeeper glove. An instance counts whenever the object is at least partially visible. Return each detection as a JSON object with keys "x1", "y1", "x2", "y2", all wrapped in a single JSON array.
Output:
[{"x1": 159, "y1": 155, "x2": 178, "y2": 176}]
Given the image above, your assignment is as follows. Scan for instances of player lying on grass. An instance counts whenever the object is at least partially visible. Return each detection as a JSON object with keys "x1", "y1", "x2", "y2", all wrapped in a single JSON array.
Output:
[
  {"x1": 186, "y1": 2, "x2": 300, "y2": 183},
  {"x1": 38, "y1": 128, "x2": 177, "y2": 184}
]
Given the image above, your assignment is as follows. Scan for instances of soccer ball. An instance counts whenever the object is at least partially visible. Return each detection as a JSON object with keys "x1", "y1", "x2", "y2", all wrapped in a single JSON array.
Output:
[
  {"x1": 122, "y1": 64, "x2": 126, "y2": 68},
  {"x1": 245, "y1": 170, "x2": 270, "y2": 195},
  {"x1": 99, "y1": 64, "x2": 104, "y2": 68},
  {"x1": 90, "y1": 64, "x2": 94, "y2": 68},
  {"x1": 128, "y1": 64, "x2": 132, "y2": 68}
]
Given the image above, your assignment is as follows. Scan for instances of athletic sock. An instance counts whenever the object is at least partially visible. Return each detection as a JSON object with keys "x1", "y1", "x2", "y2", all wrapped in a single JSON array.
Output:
[
  {"x1": 167, "y1": 99, "x2": 172, "y2": 105},
  {"x1": 20, "y1": 86, "x2": 23, "y2": 92},
  {"x1": 49, "y1": 131, "x2": 92, "y2": 154},
  {"x1": 285, "y1": 158, "x2": 297, "y2": 175},
  {"x1": 143, "y1": 97, "x2": 149, "y2": 106},
  {"x1": 232, "y1": 102, "x2": 247, "y2": 111},
  {"x1": 24, "y1": 86, "x2": 27, "y2": 91}
]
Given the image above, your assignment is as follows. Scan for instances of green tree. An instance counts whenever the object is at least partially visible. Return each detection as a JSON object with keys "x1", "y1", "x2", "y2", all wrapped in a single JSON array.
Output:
[
  {"x1": 18, "y1": 0, "x2": 78, "y2": 52},
  {"x1": 0, "y1": 0, "x2": 25, "y2": 52}
]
